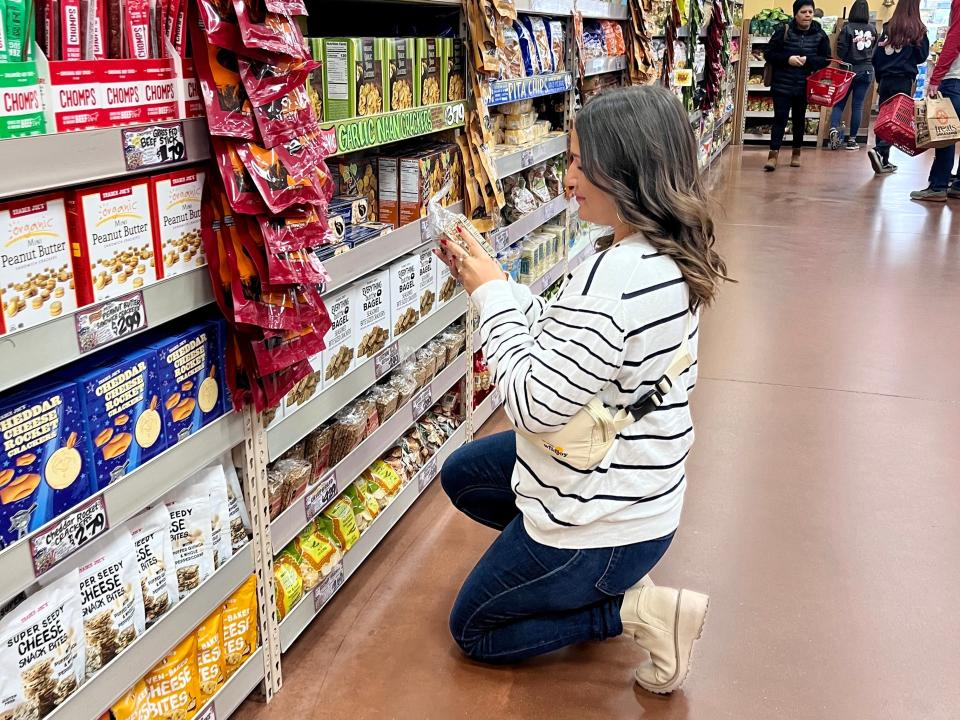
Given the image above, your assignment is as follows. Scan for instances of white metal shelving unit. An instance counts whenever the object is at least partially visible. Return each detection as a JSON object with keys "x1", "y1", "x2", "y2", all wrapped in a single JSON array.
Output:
[{"x1": 492, "y1": 133, "x2": 569, "y2": 179}]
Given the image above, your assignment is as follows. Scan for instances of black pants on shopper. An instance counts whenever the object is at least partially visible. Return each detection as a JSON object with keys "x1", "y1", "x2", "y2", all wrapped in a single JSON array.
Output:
[
  {"x1": 874, "y1": 76, "x2": 914, "y2": 163},
  {"x1": 770, "y1": 91, "x2": 808, "y2": 151}
]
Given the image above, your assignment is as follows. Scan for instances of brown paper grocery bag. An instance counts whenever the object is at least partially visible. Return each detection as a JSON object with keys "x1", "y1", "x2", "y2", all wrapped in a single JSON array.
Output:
[{"x1": 915, "y1": 94, "x2": 960, "y2": 149}]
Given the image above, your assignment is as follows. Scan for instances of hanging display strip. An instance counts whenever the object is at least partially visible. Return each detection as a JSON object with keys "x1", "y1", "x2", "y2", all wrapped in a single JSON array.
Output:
[
  {"x1": 493, "y1": 132, "x2": 568, "y2": 179},
  {"x1": 491, "y1": 194, "x2": 568, "y2": 252},
  {"x1": 270, "y1": 354, "x2": 467, "y2": 550},
  {"x1": 488, "y1": 73, "x2": 573, "y2": 106},
  {"x1": 0, "y1": 118, "x2": 210, "y2": 200},
  {"x1": 576, "y1": 0, "x2": 629, "y2": 20},
  {"x1": 267, "y1": 294, "x2": 468, "y2": 460},
  {"x1": 322, "y1": 202, "x2": 463, "y2": 296},
  {"x1": 44, "y1": 545, "x2": 254, "y2": 720},
  {"x1": 0, "y1": 411, "x2": 244, "y2": 605},
  {"x1": 0, "y1": 268, "x2": 214, "y2": 393},
  {"x1": 321, "y1": 101, "x2": 467, "y2": 157},
  {"x1": 583, "y1": 55, "x2": 628, "y2": 76},
  {"x1": 279, "y1": 423, "x2": 466, "y2": 652}
]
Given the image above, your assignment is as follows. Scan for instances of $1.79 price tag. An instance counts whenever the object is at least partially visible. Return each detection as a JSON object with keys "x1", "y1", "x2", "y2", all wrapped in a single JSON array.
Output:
[
  {"x1": 75, "y1": 290, "x2": 148, "y2": 354},
  {"x1": 122, "y1": 121, "x2": 187, "y2": 171},
  {"x1": 30, "y1": 495, "x2": 109, "y2": 576}
]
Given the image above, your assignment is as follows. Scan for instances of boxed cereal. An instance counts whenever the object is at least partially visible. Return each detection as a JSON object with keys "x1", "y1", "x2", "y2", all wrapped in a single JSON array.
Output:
[
  {"x1": 321, "y1": 38, "x2": 386, "y2": 121},
  {"x1": 321, "y1": 287, "x2": 355, "y2": 386},
  {"x1": 376, "y1": 154, "x2": 401, "y2": 227},
  {"x1": 149, "y1": 167, "x2": 206, "y2": 280},
  {"x1": 0, "y1": 381, "x2": 98, "y2": 547},
  {"x1": 352, "y1": 270, "x2": 391, "y2": 362},
  {"x1": 435, "y1": 254, "x2": 457, "y2": 308},
  {"x1": 416, "y1": 38, "x2": 443, "y2": 105},
  {"x1": 146, "y1": 319, "x2": 226, "y2": 447},
  {"x1": 417, "y1": 248, "x2": 437, "y2": 319},
  {"x1": 75, "y1": 348, "x2": 168, "y2": 489},
  {"x1": 67, "y1": 178, "x2": 158, "y2": 305},
  {"x1": 0, "y1": 193, "x2": 78, "y2": 335},
  {"x1": 389, "y1": 254, "x2": 420, "y2": 338},
  {"x1": 385, "y1": 37, "x2": 416, "y2": 110},
  {"x1": 442, "y1": 38, "x2": 466, "y2": 102}
]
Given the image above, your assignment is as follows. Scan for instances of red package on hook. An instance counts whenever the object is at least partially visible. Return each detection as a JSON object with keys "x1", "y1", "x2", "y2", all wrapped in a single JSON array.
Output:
[
  {"x1": 124, "y1": 0, "x2": 151, "y2": 58},
  {"x1": 251, "y1": 83, "x2": 318, "y2": 148},
  {"x1": 212, "y1": 138, "x2": 269, "y2": 214},
  {"x1": 263, "y1": 0, "x2": 305, "y2": 15},
  {"x1": 238, "y1": 56, "x2": 319, "y2": 105},
  {"x1": 234, "y1": 141, "x2": 327, "y2": 214},
  {"x1": 193, "y1": 21, "x2": 257, "y2": 139},
  {"x1": 257, "y1": 206, "x2": 327, "y2": 253},
  {"x1": 233, "y1": 0, "x2": 308, "y2": 59}
]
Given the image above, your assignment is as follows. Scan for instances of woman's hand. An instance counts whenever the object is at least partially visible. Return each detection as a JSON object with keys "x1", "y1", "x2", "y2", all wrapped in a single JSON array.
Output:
[
  {"x1": 788, "y1": 55, "x2": 806, "y2": 67},
  {"x1": 432, "y1": 227, "x2": 505, "y2": 295}
]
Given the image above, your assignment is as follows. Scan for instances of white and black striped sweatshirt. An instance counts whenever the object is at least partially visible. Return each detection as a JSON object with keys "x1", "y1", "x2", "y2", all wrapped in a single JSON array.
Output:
[{"x1": 471, "y1": 233, "x2": 699, "y2": 549}]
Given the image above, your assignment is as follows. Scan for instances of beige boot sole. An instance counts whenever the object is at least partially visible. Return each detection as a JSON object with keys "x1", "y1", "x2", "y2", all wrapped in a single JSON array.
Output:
[{"x1": 635, "y1": 589, "x2": 709, "y2": 694}]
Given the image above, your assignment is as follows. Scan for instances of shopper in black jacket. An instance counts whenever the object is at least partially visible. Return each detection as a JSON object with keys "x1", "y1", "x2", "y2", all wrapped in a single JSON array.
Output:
[
  {"x1": 828, "y1": 1, "x2": 877, "y2": 150},
  {"x1": 868, "y1": 0, "x2": 929, "y2": 174},
  {"x1": 763, "y1": 0, "x2": 832, "y2": 171}
]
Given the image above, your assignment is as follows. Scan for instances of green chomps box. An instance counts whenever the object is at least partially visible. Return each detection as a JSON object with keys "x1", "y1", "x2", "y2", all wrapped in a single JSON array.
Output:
[
  {"x1": 321, "y1": 38, "x2": 387, "y2": 121},
  {"x1": 0, "y1": 62, "x2": 45, "y2": 138}
]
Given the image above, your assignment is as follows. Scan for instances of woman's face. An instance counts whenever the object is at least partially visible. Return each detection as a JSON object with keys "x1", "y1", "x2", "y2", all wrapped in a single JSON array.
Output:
[
  {"x1": 566, "y1": 129, "x2": 621, "y2": 227},
  {"x1": 795, "y1": 5, "x2": 815, "y2": 28}
]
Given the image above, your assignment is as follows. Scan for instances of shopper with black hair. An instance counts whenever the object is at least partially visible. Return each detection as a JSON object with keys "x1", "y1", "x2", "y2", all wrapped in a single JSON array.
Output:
[
  {"x1": 827, "y1": 0, "x2": 877, "y2": 151},
  {"x1": 763, "y1": 0, "x2": 832, "y2": 171}
]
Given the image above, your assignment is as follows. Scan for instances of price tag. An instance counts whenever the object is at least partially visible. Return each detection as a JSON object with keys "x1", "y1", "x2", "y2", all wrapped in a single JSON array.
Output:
[
  {"x1": 313, "y1": 561, "x2": 345, "y2": 612},
  {"x1": 673, "y1": 68, "x2": 694, "y2": 87},
  {"x1": 75, "y1": 291, "x2": 148, "y2": 354},
  {"x1": 194, "y1": 705, "x2": 216, "y2": 720},
  {"x1": 418, "y1": 456, "x2": 438, "y2": 493},
  {"x1": 411, "y1": 386, "x2": 433, "y2": 420},
  {"x1": 30, "y1": 495, "x2": 109, "y2": 577},
  {"x1": 520, "y1": 148, "x2": 535, "y2": 168},
  {"x1": 122, "y1": 121, "x2": 187, "y2": 171},
  {"x1": 373, "y1": 341, "x2": 401, "y2": 379},
  {"x1": 490, "y1": 387, "x2": 502, "y2": 408},
  {"x1": 304, "y1": 470, "x2": 338, "y2": 520},
  {"x1": 490, "y1": 228, "x2": 510, "y2": 252},
  {"x1": 444, "y1": 102, "x2": 466, "y2": 126}
]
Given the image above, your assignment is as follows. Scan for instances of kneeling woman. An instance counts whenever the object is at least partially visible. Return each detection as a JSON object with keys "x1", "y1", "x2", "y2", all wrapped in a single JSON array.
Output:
[{"x1": 434, "y1": 85, "x2": 728, "y2": 693}]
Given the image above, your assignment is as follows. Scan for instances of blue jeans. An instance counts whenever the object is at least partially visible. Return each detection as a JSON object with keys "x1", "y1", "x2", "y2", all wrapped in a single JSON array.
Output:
[
  {"x1": 830, "y1": 69, "x2": 873, "y2": 140},
  {"x1": 441, "y1": 431, "x2": 674, "y2": 663},
  {"x1": 928, "y1": 78, "x2": 960, "y2": 191}
]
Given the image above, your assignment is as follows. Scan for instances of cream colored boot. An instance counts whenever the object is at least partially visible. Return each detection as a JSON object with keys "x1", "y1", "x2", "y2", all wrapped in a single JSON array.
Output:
[
  {"x1": 790, "y1": 148, "x2": 802, "y2": 167},
  {"x1": 620, "y1": 584, "x2": 709, "y2": 694},
  {"x1": 763, "y1": 150, "x2": 778, "y2": 172}
]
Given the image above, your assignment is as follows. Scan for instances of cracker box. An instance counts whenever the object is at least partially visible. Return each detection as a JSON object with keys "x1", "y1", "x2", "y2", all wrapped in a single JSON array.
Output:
[
  {"x1": 76, "y1": 348, "x2": 168, "y2": 489},
  {"x1": 441, "y1": 38, "x2": 466, "y2": 102},
  {"x1": 352, "y1": 270, "x2": 391, "y2": 362},
  {"x1": 389, "y1": 254, "x2": 420, "y2": 338},
  {"x1": 416, "y1": 38, "x2": 443, "y2": 105},
  {"x1": 329, "y1": 195, "x2": 369, "y2": 225},
  {"x1": 320, "y1": 288, "x2": 355, "y2": 386},
  {"x1": 149, "y1": 167, "x2": 206, "y2": 280},
  {"x1": 0, "y1": 193, "x2": 78, "y2": 336},
  {"x1": 322, "y1": 38, "x2": 386, "y2": 121},
  {"x1": 435, "y1": 255, "x2": 456, "y2": 309},
  {"x1": 376, "y1": 154, "x2": 401, "y2": 227},
  {"x1": 385, "y1": 38, "x2": 416, "y2": 110},
  {"x1": 333, "y1": 157, "x2": 378, "y2": 222},
  {"x1": 399, "y1": 146, "x2": 443, "y2": 226},
  {"x1": 416, "y1": 248, "x2": 437, "y2": 319},
  {"x1": 0, "y1": 381, "x2": 98, "y2": 547},
  {"x1": 147, "y1": 320, "x2": 226, "y2": 447},
  {"x1": 67, "y1": 178, "x2": 158, "y2": 306}
]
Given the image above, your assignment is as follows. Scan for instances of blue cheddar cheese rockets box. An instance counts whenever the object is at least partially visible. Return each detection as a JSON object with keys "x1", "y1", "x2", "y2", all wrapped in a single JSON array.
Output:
[
  {"x1": 76, "y1": 349, "x2": 168, "y2": 489},
  {"x1": 0, "y1": 381, "x2": 98, "y2": 546},
  {"x1": 148, "y1": 318, "x2": 226, "y2": 446}
]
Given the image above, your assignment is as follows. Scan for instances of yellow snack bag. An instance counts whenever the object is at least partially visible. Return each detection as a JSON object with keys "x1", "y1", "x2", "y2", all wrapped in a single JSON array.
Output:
[
  {"x1": 142, "y1": 635, "x2": 203, "y2": 720},
  {"x1": 110, "y1": 680, "x2": 150, "y2": 720},
  {"x1": 197, "y1": 609, "x2": 226, "y2": 701},
  {"x1": 273, "y1": 549, "x2": 304, "y2": 620},
  {"x1": 321, "y1": 496, "x2": 360, "y2": 550},
  {"x1": 365, "y1": 459, "x2": 403, "y2": 496},
  {"x1": 222, "y1": 575, "x2": 259, "y2": 677}
]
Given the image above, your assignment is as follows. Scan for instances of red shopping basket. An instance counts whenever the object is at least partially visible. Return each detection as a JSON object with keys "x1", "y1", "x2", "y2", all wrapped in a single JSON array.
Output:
[
  {"x1": 806, "y1": 60, "x2": 856, "y2": 107},
  {"x1": 874, "y1": 93, "x2": 924, "y2": 156}
]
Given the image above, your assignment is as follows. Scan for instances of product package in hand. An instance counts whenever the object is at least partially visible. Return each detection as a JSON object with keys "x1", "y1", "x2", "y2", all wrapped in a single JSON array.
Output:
[{"x1": 425, "y1": 182, "x2": 497, "y2": 259}]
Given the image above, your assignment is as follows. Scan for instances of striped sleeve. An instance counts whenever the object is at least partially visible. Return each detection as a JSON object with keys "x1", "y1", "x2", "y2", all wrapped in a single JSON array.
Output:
[
  {"x1": 508, "y1": 281, "x2": 547, "y2": 327},
  {"x1": 472, "y1": 279, "x2": 626, "y2": 435}
]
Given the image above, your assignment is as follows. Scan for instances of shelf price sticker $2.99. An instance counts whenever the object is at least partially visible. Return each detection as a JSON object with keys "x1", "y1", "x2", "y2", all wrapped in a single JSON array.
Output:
[{"x1": 75, "y1": 290, "x2": 148, "y2": 354}]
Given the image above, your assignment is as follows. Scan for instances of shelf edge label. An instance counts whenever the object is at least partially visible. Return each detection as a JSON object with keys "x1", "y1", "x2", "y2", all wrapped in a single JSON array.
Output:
[
  {"x1": 30, "y1": 495, "x2": 109, "y2": 577},
  {"x1": 411, "y1": 386, "x2": 433, "y2": 420},
  {"x1": 75, "y1": 290, "x2": 148, "y2": 354},
  {"x1": 195, "y1": 705, "x2": 216, "y2": 720},
  {"x1": 418, "y1": 456, "x2": 438, "y2": 493},
  {"x1": 373, "y1": 341, "x2": 401, "y2": 379},
  {"x1": 329, "y1": 102, "x2": 466, "y2": 155},
  {"x1": 122, "y1": 121, "x2": 187, "y2": 171},
  {"x1": 313, "y1": 560, "x2": 345, "y2": 612},
  {"x1": 304, "y1": 470, "x2": 338, "y2": 521}
]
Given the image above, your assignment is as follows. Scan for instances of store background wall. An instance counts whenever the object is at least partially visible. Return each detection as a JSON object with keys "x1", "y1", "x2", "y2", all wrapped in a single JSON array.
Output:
[{"x1": 743, "y1": 0, "x2": 896, "y2": 23}]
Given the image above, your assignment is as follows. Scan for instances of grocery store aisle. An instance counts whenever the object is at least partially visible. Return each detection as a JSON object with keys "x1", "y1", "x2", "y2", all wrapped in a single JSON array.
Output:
[{"x1": 235, "y1": 146, "x2": 960, "y2": 720}]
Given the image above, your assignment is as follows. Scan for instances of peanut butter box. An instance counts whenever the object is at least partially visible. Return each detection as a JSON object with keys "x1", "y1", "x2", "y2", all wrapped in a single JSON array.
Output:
[
  {"x1": 67, "y1": 178, "x2": 158, "y2": 305},
  {"x1": 75, "y1": 348, "x2": 168, "y2": 489},
  {"x1": 147, "y1": 319, "x2": 226, "y2": 446},
  {"x1": 149, "y1": 168, "x2": 206, "y2": 279},
  {"x1": 0, "y1": 380, "x2": 98, "y2": 546}
]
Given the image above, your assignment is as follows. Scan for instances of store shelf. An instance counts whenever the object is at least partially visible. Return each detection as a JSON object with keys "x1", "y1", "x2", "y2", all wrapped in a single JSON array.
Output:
[
  {"x1": 746, "y1": 110, "x2": 820, "y2": 119},
  {"x1": 747, "y1": 85, "x2": 771, "y2": 92},
  {"x1": 743, "y1": 133, "x2": 819, "y2": 141},
  {"x1": 267, "y1": 293, "x2": 468, "y2": 460},
  {"x1": 280, "y1": 423, "x2": 467, "y2": 652},
  {"x1": 0, "y1": 118, "x2": 211, "y2": 200},
  {"x1": 322, "y1": 202, "x2": 462, "y2": 295},
  {"x1": 493, "y1": 132, "x2": 568, "y2": 178},
  {"x1": 514, "y1": 0, "x2": 574, "y2": 14},
  {"x1": 577, "y1": 0, "x2": 629, "y2": 19},
  {"x1": 492, "y1": 194, "x2": 567, "y2": 252},
  {"x1": 321, "y1": 101, "x2": 466, "y2": 157},
  {"x1": 750, "y1": 35, "x2": 771, "y2": 43},
  {"x1": 270, "y1": 353, "x2": 467, "y2": 550},
  {"x1": 473, "y1": 389, "x2": 502, "y2": 428},
  {"x1": 584, "y1": 55, "x2": 628, "y2": 76},
  {"x1": 527, "y1": 258, "x2": 566, "y2": 296},
  {"x1": 196, "y1": 649, "x2": 265, "y2": 720},
  {"x1": 0, "y1": 267, "x2": 214, "y2": 393},
  {"x1": 0, "y1": 411, "x2": 244, "y2": 606},
  {"x1": 568, "y1": 241, "x2": 597, "y2": 273},
  {"x1": 47, "y1": 544, "x2": 255, "y2": 720},
  {"x1": 488, "y1": 73, "x2": 573, "y2": 106}
]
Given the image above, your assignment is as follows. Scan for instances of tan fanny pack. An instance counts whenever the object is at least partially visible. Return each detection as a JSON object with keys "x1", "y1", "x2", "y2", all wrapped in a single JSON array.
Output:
[{"x1": 515, "y1": 315, "x2": 694, "y2": 470}]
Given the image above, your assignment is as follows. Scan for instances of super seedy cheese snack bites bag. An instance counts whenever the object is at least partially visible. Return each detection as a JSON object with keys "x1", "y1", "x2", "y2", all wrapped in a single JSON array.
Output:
[
  {"x1": 164, "y1": 482, "x2": 215, "y2": 599},
  {"x1": 127, "y1": 504, "x2": 179, "y2": 626},
  {"x1": 221, "y1": 575, "x2": 257, "y2": 677},
  {"x1": 189, "y1": 464, "x2": 233, "y2": 569},
  {"x1": 142, "y1": 634, "x2": 203, "y2": 720},
  {"x1": 220, "y1": 454, "x2": 251, "y2": 553},
  {"x1": 196, "y1": 608, "x2": 226, "y2": 700},
  {"x1": 0, "y1": 569, "x2": 85, "y2": 719}
]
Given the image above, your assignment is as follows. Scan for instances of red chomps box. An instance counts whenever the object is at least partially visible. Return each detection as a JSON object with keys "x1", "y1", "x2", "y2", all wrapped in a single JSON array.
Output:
[
  {"x1": 101, "y1": 60, "x2": 178, "y2": 127},
  {"x1": 49, "y1": 61, "x2": 102, "y2": 132}
]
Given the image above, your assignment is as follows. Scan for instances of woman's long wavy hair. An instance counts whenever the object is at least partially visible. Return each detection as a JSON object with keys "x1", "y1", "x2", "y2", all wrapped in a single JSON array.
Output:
[{"x1": 575, "y1": 86, "x2": 730, "y2": 310}]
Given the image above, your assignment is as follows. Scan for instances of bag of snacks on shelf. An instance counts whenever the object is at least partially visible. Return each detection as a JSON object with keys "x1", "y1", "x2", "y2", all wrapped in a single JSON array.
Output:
[
  {"x1": 0, "y1": 570, "x2": 84, "y2": 720},
  {"x1": 233, "y1": 0, "x2": 309, "y2": 58},
  {"x1": 197, "y1": 608, "x2": 226, "y2": 700},
  {"x1": 321, "y1": 496, "x2": 361, "y2": 549},
  {"x1": 418, "y1": 413, "x2": 448, "y2": 453},
  {"x1": 191, "y1": 463, "x2": 234, "y2": 570},
  {"x1": 192, "y1": 23, "x2": 257, "y2": 139},
  {"x1": 304, "y1": 423, "x2": 335, "y2": 481},
  {"x1": 599, "y1": 20, "x2": 619, "y2": 56},
  {"x1": 164, "y1": 481, "x2": 216, "y2": 599},
  {"x1": 274, "y1": 548, "x2": 304, "y2": 619},
  {"x1": 389, "y1": 369, "x2": 417, "y2": 406},
  {"x1": 526, "y1": 164, "x2": 551, "y2": 204},
  {"x1": 547, "y1": 21, "x2": 565, "y2": 72},
  {"x1": 127, "y1": 504, "x2": 179, "y2": 627},
  {"x1": 499, "y1": 26, "x2": 524, "y2": 79},
  {"x1": 267, "y1": 462, "x2": 291, "y2": 519},
  {"x1": 368, "y1": 383, "x2": 400, "y2": 424},
  {"x1": 143, "y1": 634, "x2": 203, "y2": 720},
  {"x1": 358, "y1": 475, "x2": 389, "y2": 512},
  {"x1": 364, "y1": 457, "x2": 404, "y2": 497},
  {"x1": 222, "y1": 455, "x2": 252, "y2": 552},
  {"x1": 295, "y1": 524, "x2": 342, "y2": 585},
  {"x1": 264, "y1": 0, "x2": 306, "y2": 14},
  {"x1": 522, "y1": 16, "x2": 553, "y2": 73},
  {"x1": 222, "y1": 575, "x2": 258, "y2": 676},
  {"x1": 402, "y1": 427, "x2": 429, "y2": 471},
  {"x1": 329, "y1": 405, "x2": 368, "y2": 465},
  {"x1": 234, "y1": 141, "x2": 328, "y2": 214},
  {"x1": 544, "y1": 161, "x2": 562, "y2": 198},
  {"x1": 250, "y1": 83, "x2": 319, "y2": 149},
  {"x1": 238, "y1": 56, "x2": 320, "y2": 106},
  {"x1": 109, "y1": 679, "x2": 149, "y2": 720},
  {"x1": 345, "y1": 480, "x2": 379, "y2": 533},
  {"x1": 212, "y1": 138, "x2": 269, "y2": 215},
  {"x1": 279, "y1": 458, "x2": 312, "y2": 506},
  {"x1": 257, "y1": 206, "x2": 328, "y2": 254},
  {"x1": 514, "y1": 21, "x2": 541, "y2": 75}
]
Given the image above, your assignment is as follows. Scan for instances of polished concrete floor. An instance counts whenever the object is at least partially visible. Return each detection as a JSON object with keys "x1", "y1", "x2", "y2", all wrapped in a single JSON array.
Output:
[{"x1": 235, "y1": 146, "x2": 960, "y2": 719}]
